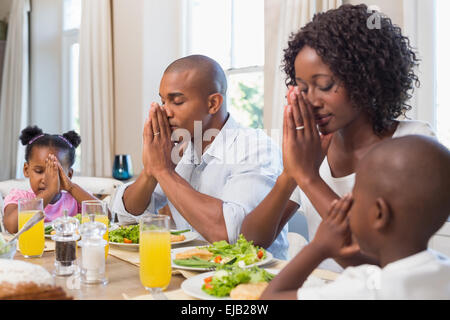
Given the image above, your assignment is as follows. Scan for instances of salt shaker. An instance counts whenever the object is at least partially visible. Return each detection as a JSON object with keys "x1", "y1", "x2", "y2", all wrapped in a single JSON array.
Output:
[
  {"x1": 51, "y1": 210, "x2": 80, "y2": 276},
  {"x1": 78, "y1": 215, "x2": 108, "y2": 285}
]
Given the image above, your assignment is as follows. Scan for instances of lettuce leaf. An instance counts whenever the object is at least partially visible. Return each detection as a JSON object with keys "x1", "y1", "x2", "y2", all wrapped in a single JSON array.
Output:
[
  {"x1": 205, "y1": 234, "x2": 266, "y2": 267},
  {"x1": 201, "y1": 265, "x2": 274, "y2": 297},
  {"x1": 109, "y1": 225, "x2": 139, "y2": 243}
]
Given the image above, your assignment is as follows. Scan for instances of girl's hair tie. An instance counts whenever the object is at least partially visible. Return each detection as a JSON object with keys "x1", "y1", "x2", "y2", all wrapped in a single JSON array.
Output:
[
  {"x1": 28, "y1": 134, "x2": 44, "y2": 145},
  {"x1": 58, "y1": 135, "x2": 74, "y2": 148}
]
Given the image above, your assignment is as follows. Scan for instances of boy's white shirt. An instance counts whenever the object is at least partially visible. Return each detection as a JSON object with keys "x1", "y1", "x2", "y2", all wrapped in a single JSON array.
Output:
[{"x1": 297, "y1": 249, "x2": 450, "y2": 300}]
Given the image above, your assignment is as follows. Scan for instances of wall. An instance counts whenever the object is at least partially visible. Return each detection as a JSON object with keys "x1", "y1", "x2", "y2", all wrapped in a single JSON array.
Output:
[
  {"x1": 0, "y1": 0, "x2": 12, "y2": 21},
  {"x1": 113, "y1": 0, "x2": 182, "y2": 175}
]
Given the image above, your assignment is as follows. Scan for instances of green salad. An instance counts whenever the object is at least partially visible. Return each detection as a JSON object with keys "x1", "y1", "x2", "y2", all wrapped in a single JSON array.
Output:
[
  {"x1": 108, "y1": 225, "x2": 191, "y2": 244},
  {"x1": 109, "y1": 224, "x2": 140, "y2": 244},
  {"x1": 201, "y1": 265, "x2": 275, "y2": 297},
  {"x1": 45, "y1": 214, "x2": 83, "y2": 235},
  {"x1": 0, "y1": 234, "x2": 10, "y2": 255},
  {"x1": 173, "y1": 234, "x2": 267, "y2": 269}
]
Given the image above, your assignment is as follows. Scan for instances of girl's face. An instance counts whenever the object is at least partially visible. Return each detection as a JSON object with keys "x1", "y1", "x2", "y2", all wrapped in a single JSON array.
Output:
[
  {"x1": 23, "y1": 146, "x2": 72, "y2": 196},
  {"x1": 294, "y1": 46, "x2": 363, "y2": 135}
]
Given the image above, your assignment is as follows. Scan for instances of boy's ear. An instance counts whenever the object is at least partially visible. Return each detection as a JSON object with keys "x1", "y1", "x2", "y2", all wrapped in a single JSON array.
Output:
[
  {"x1": 23, "y1": 163, "x2": 30, "y2": 178},
  {"x1": 373, "y1": 197, "x2": 391, "y2": 231},
  {"x1": 68, "y1": 168, "x2": 73, "y2": 179},
  {"x1": 208, "y1": 93, "x2": 223, "y2": 115}
]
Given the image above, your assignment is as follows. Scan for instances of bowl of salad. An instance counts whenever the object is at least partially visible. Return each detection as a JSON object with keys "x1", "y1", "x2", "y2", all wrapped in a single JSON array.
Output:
[{"x1": 0, "y1": 234, "x2": 17, "y2": 259}]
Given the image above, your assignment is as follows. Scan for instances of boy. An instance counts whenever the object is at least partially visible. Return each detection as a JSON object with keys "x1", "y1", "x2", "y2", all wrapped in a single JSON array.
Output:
[{"x1": 261, "y1": 135, "x2": 450, "y2": 299}]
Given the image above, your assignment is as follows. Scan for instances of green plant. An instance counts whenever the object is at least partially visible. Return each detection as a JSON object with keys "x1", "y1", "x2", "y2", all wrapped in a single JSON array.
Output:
[{"x1": 231, "y1": 80, "x2": 264, "y2": 129}]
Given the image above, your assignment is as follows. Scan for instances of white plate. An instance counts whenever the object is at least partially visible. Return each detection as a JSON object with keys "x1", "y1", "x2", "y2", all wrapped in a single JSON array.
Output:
[
  {"x1": 108, "y1": 231, "x2": 199, "y2": 250},
  {"x1": 181, "y1": 269, "x2": 327, "y2": 300},
  {"x1": 181, "y1": 268, "x2": 280, "y2": 300},
  {"x1": 171, "y1": 246, "x2": 273, "y2": 271},
  {"x1": 170, "y1": 231, "x2": 200, "y2": 245}
]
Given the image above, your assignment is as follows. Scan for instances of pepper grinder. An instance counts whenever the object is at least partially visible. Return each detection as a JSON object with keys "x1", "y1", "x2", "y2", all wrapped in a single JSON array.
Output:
[
  {"x1": 78, "y1": 214, "x2": 108, "y2": 285},
  {"x1": 51, "y1": 210, "x2": 80, "y2": 276}
]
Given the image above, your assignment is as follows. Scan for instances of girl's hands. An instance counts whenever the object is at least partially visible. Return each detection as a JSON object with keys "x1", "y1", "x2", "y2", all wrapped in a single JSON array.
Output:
[
  {"x1": 282, "y1": 87, "x2": 333, "y2": 187},
  {"x1": 310, "y1": 194, "x2": 360, "y2": 259},
  {"x1": 55, "y1": 158, "x2": 74, "y2": 192},
  {"x1": 44, "y1": 154, "x2": 60, "y2": 196}
]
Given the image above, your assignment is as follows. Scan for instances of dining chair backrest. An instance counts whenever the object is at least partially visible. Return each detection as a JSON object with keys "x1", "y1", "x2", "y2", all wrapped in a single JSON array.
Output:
[
  {"x1": 0, "y1": 176, "x2": 124, "y2": 230},
  {"x1": 0, "y1": 195, "x2": 4, "y2": 233},
  {"x1": 0, "y1": 179, "x2": 29, "y2": 197},
  {"x1": 287, "y1": 232, "x2": 308, "y2": 260}
]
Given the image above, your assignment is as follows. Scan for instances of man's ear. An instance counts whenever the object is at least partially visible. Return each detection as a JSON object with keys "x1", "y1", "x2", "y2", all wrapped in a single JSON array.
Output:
[
  {"x1": 208, "y1": 93, "x2": 223, "y2": 115},
  {"x1": 68, "y1": 168, "x2": 73, "y2": 179},
  {"x1": 373, "y1": 197, "x2": 391, "y2": 231},
  {"x1": 23, "y1": 162, "x2": 30, "y2": 178}
]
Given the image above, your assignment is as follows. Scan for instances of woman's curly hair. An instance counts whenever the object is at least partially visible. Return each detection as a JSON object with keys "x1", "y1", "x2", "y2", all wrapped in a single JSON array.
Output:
[{"x1": 282, "y1": 4, "x2": 420, "y2": 134}]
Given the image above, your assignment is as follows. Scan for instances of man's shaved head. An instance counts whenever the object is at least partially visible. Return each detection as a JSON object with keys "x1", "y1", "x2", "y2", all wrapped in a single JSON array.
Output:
[
  {"x1": 355, "y1": 135, "x2": 450, "y2": 242},
  {"x1": 164, "y1": 55, "x2": 227, "y2": 97}
]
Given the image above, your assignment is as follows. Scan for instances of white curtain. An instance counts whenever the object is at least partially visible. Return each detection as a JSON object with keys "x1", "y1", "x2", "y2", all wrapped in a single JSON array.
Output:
[
  {"x1": 264, "y1": 0, "x2": 342, "y2": 143},
  {"x1": 0, "y1": 0, "x2": 30, "y2": 180},
  {"x1": 79, "y1": 0, "x2": 114, "y2": 177}
]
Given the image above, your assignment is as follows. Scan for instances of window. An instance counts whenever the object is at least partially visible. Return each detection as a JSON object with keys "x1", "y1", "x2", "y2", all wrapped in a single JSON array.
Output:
[
  {"x1": 436, "y1": 0, "x2": 450, "y2": 148},
  {"x1": 62, "y1": 0, "x2": 81, "y2": 171},
  {"x1": 404, "y1": 0, "x2": 449, "y2": 149},
  {"x1": 184, "y1": 0, "x2": 264, "y2": 129}
]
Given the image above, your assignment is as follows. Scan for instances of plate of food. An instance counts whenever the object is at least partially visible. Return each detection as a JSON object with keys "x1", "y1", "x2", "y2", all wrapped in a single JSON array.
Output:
[
  {"x1": 181, "y1": 266, "x2": 278, "y2": 300},
  {"x1": 44, "y1": 214, "x2": 83, "y2": 238},
  {"x1": 181, "y1": 266, "x2": 327, "y2": 300},
  {"x1": 171, "y1": 234, "x2": 273, "y2": 271},
  {"x1": 44, "y1": 223, "x2": 55, "y2": 238},
  {"x1": 108, "y1": 224, "x2": 199, "y2": 250}
]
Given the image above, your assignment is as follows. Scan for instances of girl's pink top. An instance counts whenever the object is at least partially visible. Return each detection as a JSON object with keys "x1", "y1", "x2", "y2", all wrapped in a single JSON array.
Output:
[{"x1": 3, "y1": 189, "x2": 80, "y2": 222}]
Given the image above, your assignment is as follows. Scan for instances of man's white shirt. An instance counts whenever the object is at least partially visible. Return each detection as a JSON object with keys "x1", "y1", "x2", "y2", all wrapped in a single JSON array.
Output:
[{"x1": 112, "y1": 116, "x2": 289, "y2": 259}]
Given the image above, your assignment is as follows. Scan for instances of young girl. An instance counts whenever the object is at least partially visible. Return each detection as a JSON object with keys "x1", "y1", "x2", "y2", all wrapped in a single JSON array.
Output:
[
  {"x1": 3, "y1": 126, "x2": 98, "y2": 233},
  {"x1": 241, "y1": 4, "x2": 436, "y2": 269}
]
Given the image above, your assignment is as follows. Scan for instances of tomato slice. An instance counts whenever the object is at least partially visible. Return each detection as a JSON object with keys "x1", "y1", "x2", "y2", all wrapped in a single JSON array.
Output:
[
  {"x1": 204, "y1": 283, "x2": 213, "y2": 290},
  {"x1": 123, "y1": 238, "x2": 132, "y2": 244},
  {"x1": 204, "y1": 276, "x2": 213, "y2": 284},
  {"x1": 257, "y1": 250, "x2": 264, "y2": 259},
  {"x1": 214, "y1": 255, "x2": 222, "y2": 263}
]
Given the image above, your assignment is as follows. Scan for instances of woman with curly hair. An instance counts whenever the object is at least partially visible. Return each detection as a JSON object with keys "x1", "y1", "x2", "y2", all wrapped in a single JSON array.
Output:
[{"x1": 241, "y1": 4, "x2": 435, "y2": 270}]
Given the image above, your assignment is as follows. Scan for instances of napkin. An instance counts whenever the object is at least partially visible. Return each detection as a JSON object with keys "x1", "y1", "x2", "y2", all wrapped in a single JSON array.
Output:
[
  {"x1": 108, "y1": 246, "x2": 140, "y2": 266},
  {"x1": 107, "y1": 247, "x2": 210, "y2": 279},
  {"x1": 172, "y1": 269, "x2": 201, "y2": 278},
  {"x1": 122, "y1": 289, "x2": 196, "y2": 300}
]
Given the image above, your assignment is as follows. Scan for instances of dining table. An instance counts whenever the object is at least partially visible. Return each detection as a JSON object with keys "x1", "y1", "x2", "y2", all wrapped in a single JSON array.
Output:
[{"x1": 4, "y1": 233, "x2": 340, "y2": 300}]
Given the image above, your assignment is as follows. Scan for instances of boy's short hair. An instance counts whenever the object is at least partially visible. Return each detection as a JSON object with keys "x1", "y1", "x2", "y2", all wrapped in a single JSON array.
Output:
[{"x1": 357, "y1": 135, "x2": 450, "y2": 239}]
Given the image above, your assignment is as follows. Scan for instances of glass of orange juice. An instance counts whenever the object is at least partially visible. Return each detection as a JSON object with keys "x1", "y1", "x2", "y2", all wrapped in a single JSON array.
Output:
[
  {"x1": 18, "y1": 198, "x2": 45, "y2": 258},
  {"x1": 139, "y1": 215, "x2": 171, "y2": 298},
  {"x1": 81, "y1": 200, "x2": 109, "y2": 259}
]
